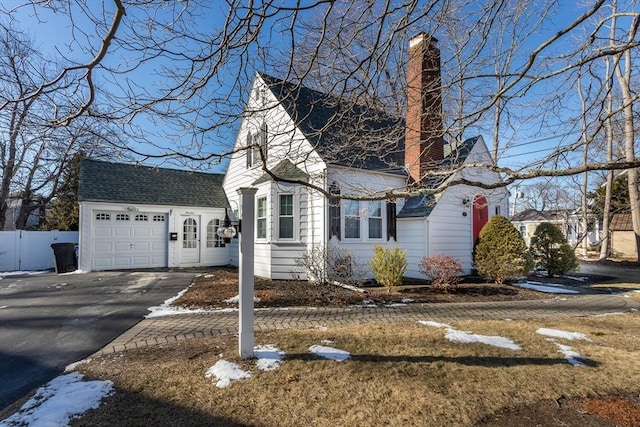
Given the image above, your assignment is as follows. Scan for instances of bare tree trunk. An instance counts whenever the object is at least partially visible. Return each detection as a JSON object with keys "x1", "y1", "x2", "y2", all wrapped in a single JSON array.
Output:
[
  {"x1": 577, "y1": 73, "x2": 589, "y2": 258},
  {"x1": 614, "y1": 15, "x2": 640, "y2": 262},
  {"x1": 599, "y1": 45, "x2": 616, "y2": 260}
]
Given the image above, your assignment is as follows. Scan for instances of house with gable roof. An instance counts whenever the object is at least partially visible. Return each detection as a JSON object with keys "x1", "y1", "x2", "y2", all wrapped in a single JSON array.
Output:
[
  {"x1": 77, "y1": 159, "x2": 231, "y2": 271},
  {"x1": 223, "y1": 33, "x2": 509, "y2": 280}
]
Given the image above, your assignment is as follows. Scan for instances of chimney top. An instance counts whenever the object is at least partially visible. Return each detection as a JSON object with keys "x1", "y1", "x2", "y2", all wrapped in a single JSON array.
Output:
[{"x1": 409, "y1": 33, "x2": 438, "y2": 48}]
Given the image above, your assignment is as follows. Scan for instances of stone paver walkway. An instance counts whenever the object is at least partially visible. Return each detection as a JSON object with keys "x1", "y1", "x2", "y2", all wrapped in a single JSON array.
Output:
[{"x1": 95, "y1": 294, "x2": 640, "y2": 356}]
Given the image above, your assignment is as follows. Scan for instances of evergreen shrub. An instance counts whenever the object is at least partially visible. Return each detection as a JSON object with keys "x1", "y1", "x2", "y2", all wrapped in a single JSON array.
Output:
[
  {"x1": 529, "y1": 222, "x2": 579, "y2": 277},
  {"x1": 473, "y1": 215, "x2": 533, "y2": 284}
]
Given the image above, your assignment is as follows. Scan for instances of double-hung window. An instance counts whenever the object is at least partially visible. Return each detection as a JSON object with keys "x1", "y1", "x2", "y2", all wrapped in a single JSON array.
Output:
[
  {"x1": 278, "y1": 194, "x2": 294, "y2": 239},
  {"x1": 344, "y1": 200, "x2": 360, "y2": 239},
  {"x1": 257, "y1": 197, "x2": 267, "y2": 239},
  {"x1": 368, "y1": 201, "x2": 382, "y2": 239}
]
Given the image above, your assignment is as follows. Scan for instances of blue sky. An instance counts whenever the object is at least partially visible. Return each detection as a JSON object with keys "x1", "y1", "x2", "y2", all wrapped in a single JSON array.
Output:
[{"x1": 3, "y1": 0, "x2": 633, "y2": 185}]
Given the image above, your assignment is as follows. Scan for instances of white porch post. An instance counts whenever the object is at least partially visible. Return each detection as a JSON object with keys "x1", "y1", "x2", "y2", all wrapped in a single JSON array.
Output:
[{"x1": 238, "y1": 187, "x2": 257, "y2": 359}]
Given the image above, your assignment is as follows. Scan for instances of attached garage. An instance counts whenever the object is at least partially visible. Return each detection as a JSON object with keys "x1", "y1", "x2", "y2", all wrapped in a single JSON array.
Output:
[{"x1": 78, "y1": 159, "x2": 232, "y2": 272}]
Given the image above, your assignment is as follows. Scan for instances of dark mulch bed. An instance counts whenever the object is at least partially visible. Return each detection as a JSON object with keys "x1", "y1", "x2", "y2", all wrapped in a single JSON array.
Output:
[
  {"x1": 475, "y1": 394, "x2": 640, "y2": 427},
  {"x1": 172, "y1": 267, "x2": 604, "y2": 309}
]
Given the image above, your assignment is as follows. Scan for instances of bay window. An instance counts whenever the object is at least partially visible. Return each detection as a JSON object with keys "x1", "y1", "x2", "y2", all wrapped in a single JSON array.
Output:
[
  {"x1": 257, "y1": 197, "x2": 267, "y2": 239},
  {"x1": 279, "y1": 194, "x2": 294, "y2": 239}
]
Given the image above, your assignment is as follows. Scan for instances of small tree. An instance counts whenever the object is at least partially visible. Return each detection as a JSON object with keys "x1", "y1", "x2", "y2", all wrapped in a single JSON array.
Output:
[
  {"x1": 368, "y1": 246, "x2": 407, "y2": 292},
  {"x1": 473, "y1": 215, "x2": 533, "y2": 284},
  {"x1": 530, "y1": 222, "x2": 579, "y2": 277},
  {"x1": 419, "y1": 254, "x2": 463, "y2": 291}
]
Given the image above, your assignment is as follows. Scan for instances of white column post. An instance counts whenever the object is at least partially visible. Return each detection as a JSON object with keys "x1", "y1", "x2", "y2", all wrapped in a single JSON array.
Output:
[{"x1": 237, "y1": 187, "x2": 257, "y2": 359}]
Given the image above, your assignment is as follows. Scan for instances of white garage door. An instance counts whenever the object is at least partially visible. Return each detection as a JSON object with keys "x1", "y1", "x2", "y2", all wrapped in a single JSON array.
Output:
[{"x1": 92, "y1": 211, "x2": 168, "y2": 270}]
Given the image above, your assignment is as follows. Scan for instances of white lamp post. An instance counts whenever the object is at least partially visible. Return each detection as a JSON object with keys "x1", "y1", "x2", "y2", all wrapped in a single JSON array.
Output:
[{"x1": 236, "y1": 187, "x2": 257, "y2": 359}]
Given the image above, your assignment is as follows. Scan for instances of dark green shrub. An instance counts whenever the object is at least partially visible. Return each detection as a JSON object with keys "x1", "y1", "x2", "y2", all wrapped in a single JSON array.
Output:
[
  {"x1": 473, "y1": 215, "x2": 533, "y2": 284},
  {"x1": 529, "y1": 222, "x2": 578, "y2": 277}
]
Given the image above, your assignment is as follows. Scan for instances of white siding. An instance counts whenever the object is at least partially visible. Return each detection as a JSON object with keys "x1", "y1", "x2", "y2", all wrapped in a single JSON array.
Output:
[
  {"x1": 326, "y1": 166, "x2": 408, "y2": 279},
  {"x1": 79, "y1": 201, "x2": 230, "y2": 271},
  {"x1": 223, "y1": 74, "x2": 328, "y2": 279},
  {"x1": 396, "y1": 218, "x2": 428, "y2": 278}
]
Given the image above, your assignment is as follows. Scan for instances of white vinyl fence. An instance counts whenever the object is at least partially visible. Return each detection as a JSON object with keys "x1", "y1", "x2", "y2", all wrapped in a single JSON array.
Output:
[{"x1": 0, "y1": 230, "x2": 79, "y2": 272}]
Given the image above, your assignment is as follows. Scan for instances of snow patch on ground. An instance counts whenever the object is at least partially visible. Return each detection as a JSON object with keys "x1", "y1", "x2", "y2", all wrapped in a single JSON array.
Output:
[
  {"x1": 536, "y1": 328, "x2": 592, "y2": 341},
  {"x1": 419, "y1": 320, "x2": 522, "y2": 350},
  {"x1": 254, "y1": 345, "x2": 285, "y2": 371},
  {"x1": 513, "y1": 281, "x2": 579, "y2": 294},
  {"x1": 205, "y1": 360, "x2": 251, "y2": 388},
  {"x1": 547, "y1": 339, "x2": 588, "y2": 366},
  {"x1": 309, "y1": 344, "x2": 351, "y2": 362},
  {"x1": 64, "y1": 359, "x2": 91, "y2": 373},
  {"x1": 0, "y1": 373, "x2": 113, "y2": 427},
  {"x1": 224, "y1": 295, "x2": 261, "y2": 304}
]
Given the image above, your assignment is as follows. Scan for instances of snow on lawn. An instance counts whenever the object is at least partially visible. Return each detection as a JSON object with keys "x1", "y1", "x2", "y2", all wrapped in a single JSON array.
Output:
[
  {"x1": 548, "y1": 340, "x2": 588, "y2": 366},
  {"x1": 206, "y1": 360, "x2": 252, "y2": 388},
  {"x1": 205, "y1": 345, "x2": 286, "y2": 388},
  {"x1": 513, "y1": 281, "x2": 579, "y2": 294},
  {"x1": 254, "y1": 345, "x2": 285, "y2": 371},
  {"x1": 418, "y1": 321, "x2": 522, "y2": 350},
  {"x1": 536, "y1": 328, "x2": 592, "y2": 366},
  {"x1": 0, "y1": 373, "x2": 113, "y2": 427},
  {"x1": 224, "y1": 295, "x2": 261, "y2": 304},
  {"x1": 309, "y1": 344, "x2": 351, "y2": 362},
  {"x1": 536, "y1": 328, "x2": 592, "y2": 341}
]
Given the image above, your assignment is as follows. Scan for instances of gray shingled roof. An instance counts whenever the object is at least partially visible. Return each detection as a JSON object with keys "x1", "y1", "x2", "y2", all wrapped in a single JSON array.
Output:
[
  {"x1": 260, "y1": 73, "x2": 405, "y2": 173},
  {"x1": 79, "y1": 159, "x2": 229, "y2": 208},
  {"x1": 397, "y1": 136, "x2": 481, "y2": 218},
  {"x1": 252, "y1": 159, "x2": 309, "y2": 185},
  {"x1": 510, "y1": 208, "x2": 576, "y2": 222}
]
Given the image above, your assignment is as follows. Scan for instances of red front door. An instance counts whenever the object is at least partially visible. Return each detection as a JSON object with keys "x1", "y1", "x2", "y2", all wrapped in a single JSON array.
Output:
[{"x1": 472, "y1": 195, "x2": 488, "y2": 244}]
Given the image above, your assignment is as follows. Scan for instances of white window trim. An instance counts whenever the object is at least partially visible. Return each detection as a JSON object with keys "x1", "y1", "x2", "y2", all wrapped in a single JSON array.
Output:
[
  {"x1": 256, "y1": 196, "x2": 268, "y2": 240},
  {"x1": 367, "y1": 200, "x2": 384, "y2": 240},
  {"x1": 276, "y1": 193, "x2": 298, "y2": 241},
  {"x1": 343, "y1": 199, "x2": 362, "y2": 240},
  {"x1": 342, "y1": 199, "x2": 386, "y2": 241}
]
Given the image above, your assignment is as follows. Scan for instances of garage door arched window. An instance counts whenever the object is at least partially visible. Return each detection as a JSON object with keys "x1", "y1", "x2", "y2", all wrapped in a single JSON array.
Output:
[{"x1": 183, "y1": 218, "x2": 198, "y2": 249}]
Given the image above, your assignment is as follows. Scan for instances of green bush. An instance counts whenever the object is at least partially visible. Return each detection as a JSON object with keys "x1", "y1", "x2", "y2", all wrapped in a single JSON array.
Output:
[
  {"x1": 368, "y1": 246, "x2": 407, "y2": 292},
  {"x1": 473, "y1": 215, "x2": 533, "y2": 284},
  {"x1": 529, "y1": 222, "x2": 578, "y2": 277}
]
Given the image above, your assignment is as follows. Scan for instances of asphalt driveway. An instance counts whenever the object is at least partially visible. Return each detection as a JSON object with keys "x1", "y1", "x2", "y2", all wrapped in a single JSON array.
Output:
[{"x1": 0, "y1": 270, "x2": 197, "y2": 411}]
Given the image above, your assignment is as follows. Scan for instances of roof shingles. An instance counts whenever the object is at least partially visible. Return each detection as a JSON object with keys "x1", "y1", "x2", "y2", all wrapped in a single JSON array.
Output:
[{"x1": 79, "y1": 159, "x2": 229, "y2": 208}]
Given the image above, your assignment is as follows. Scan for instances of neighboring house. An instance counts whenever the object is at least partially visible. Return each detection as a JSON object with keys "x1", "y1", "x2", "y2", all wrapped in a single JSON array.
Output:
[
  {"x1": 510, "y1": 208, "x2": 601, "y2": 247},
  {"x1": 2, "y1": 195, "x2": 42, "y2": 230},
  {"x1": 78, "y1": 159, "x2": 232, "y2": 271},
  {"x1": 223, "y1": 33, "x2": 509, "y2": 280},
  {"x1": 609, "y1": 213, "x2": 637, "y2": 259}
]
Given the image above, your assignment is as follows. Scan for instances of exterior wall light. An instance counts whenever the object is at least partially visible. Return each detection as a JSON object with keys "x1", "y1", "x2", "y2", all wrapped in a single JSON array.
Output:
[
  {"x1": 216, "y1": 208, "x2": 237, "y2": 243},
  {"x1": 462, "y1": 197, "x2": 470, "y2": 207}
]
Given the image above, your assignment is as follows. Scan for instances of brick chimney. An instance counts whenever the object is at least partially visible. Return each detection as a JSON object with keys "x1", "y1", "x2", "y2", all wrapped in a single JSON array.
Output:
[{"x1": 405, "y1": 33, "x2": 444, "y2": 184}]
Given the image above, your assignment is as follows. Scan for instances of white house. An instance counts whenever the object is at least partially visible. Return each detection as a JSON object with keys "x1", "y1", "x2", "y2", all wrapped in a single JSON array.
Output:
[
  {"x1": 78, "y1": 159, "x2": 232, "y2": 271},
  {"x1": 511, "y1": 208, "x2": 601, "y2": 247},
  {"x1": 223, "y1": 33, "x2": 509, "y2": 280}
]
